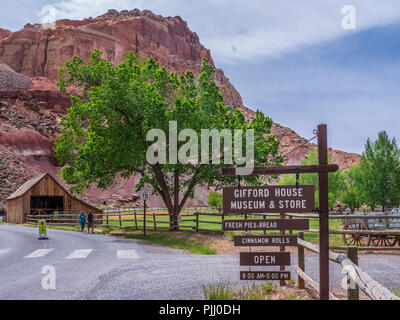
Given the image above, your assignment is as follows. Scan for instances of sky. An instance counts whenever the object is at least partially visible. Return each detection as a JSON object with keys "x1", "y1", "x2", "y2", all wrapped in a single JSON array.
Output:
[{"x1": 1, "y1": 0, "x2": 400, "y2": 154}]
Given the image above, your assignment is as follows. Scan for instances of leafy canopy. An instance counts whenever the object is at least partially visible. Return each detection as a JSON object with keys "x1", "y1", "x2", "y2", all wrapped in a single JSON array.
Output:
[
  {"x1": 279, "y1": 148, "x2": 342, "y2": 209},
  {"x1": 207, "y1": 191, "x2": 223, "y2": 213},
  {"x1": 354, "y1": 131, "x2": 400, "y2": 211},
  {"x1": 56, "y1": 50, "x2": 281, "y2": 220}
]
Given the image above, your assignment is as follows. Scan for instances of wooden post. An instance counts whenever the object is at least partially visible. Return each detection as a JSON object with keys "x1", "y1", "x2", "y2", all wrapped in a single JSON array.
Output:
[
  {"x1": 195, "y1": 212, "x2": 199, "y2": 232},
  {"x1": 298, "y1": 232, "x2": 305, "y2": 289},
  {"x1": 106, "y1": 213, "x2": 109, "y2": 229},
  {"x1": 280, "y1": 212, "x2": 286, "y2": 286},
  {"x1": 153, "y1": 212, "x2": 157, "y2": 231},
  {"x1": 263, "y1": 215, "x2": 267, "y2": 235},
  {"x1": 347, "y1": 246, "x2": 359, "y2": 300},
  {"x1": 134, "y1": 211, "x2": 138, "y2": 230},
  {"x1": 318, "y1": 124, "x2": 330, "y2": 300},
  {"x1": 143, "y1": 200, "x2": 147, "y2": 236},
  {"x1": 119, "y1": 212, "x2": 122, "y2": 229},
  {"x1": 289, "y1": 216, "x2": 293, "y2": 235},
  {"x1": 222, "y1": 213, "x2": 225, "y2": 232}
]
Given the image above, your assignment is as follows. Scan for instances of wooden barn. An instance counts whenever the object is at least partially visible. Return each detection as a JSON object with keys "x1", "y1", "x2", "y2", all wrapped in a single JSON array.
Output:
[{"x1": 6, "y1": 173, "x2": 102, "y2": 224}]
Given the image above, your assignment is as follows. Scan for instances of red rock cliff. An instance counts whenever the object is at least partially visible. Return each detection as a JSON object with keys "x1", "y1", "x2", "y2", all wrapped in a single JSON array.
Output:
[{"x1": 0, "y1": 9, "x2": 361, "y2": 207}]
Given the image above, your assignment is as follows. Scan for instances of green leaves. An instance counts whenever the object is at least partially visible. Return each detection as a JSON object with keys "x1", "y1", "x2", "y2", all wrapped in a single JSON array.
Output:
[
  {"x1": 207, "y1": 191, "x2": 223, "y2": 213},
  {"x1": 56, "y1": 50, "x2": 281, "y2": 217},
  {"x1": 354, "y1": 131, "x2": 400, "y2": 211}
]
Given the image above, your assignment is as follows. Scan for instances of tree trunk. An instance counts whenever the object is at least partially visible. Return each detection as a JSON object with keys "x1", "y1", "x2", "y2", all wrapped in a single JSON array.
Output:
[{"x1": 170, "y1": 170, "x2": 180, "y2": 231}]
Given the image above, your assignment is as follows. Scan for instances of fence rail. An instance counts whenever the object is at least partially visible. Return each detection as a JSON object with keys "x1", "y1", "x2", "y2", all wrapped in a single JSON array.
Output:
[
  {"x1": 296, "y1": 232, "x2": 399, "y2": 300},
  {"x1": 24, "y1": 210, "x2": 400, "y2": 249}
]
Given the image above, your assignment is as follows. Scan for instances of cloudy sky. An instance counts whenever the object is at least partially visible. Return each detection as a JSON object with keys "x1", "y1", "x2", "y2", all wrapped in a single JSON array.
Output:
[{"x1": 1, "y1": 0, "x2": 400, "y2": 154}]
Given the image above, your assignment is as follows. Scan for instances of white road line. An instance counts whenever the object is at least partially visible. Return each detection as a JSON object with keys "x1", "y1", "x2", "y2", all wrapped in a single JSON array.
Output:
[
  {"x1": 0, "y1": 248, "x2": 12, "y2": 255},
  {"x1": 117, "y1": 250, "x2": 139, "y2": 259},
  {"x1": 24, "y1": 249, "x2": 54, "y2": 259},
  {"x1": 66, "y1": 249, "x2": 93, "y2": 259}
]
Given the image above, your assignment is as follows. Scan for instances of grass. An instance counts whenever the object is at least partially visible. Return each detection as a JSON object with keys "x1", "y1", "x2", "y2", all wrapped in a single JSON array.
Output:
[
  {"x1": 203, "y1": 280, "x2": 300, "y2": 300},
  {"x1": 115, "y1": 232, "x2": 216, "y2": 255},
  {"x1": 393, "y1": 290, "x2": 400, "y2": 298}
]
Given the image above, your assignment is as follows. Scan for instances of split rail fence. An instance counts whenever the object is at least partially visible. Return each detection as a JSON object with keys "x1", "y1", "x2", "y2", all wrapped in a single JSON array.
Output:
[{"x1": 295, "y1": 232, "x2": 399, "y2": 300}]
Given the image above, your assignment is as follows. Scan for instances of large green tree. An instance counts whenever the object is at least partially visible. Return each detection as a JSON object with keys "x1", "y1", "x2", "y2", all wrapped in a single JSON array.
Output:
[
  {"x1": 354, "y1": 131, "x2": 400, "y2": 211},
  {"x1": 279, "y1": 148, "x2": 342, "y2": 209},
  {"x1": 56, "y1": 50, "x2": 281, "y2": 229}
]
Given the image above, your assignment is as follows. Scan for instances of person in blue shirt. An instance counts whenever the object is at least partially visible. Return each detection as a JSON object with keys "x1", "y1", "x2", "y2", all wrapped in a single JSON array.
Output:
[{"x1": 78, "y1": 211, "x2": 86, "y2": 231}]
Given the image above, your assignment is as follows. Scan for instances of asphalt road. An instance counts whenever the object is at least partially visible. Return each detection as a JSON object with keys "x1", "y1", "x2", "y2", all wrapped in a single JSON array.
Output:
[{"x1": 0, "y1": 225, "x2": 399, "y2": 300}]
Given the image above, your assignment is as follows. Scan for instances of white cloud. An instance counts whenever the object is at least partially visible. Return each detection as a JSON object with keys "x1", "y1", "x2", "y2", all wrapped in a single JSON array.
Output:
[{"x1": 42, "y1": 0, "x2": 400, "y2": 63}]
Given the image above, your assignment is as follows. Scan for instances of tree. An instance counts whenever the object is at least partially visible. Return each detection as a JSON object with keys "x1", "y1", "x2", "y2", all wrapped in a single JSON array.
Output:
[
  {"x1": 207, "y1": 191, "x2": 223, "y2": 213},
  {"x1": 337, "y1": 166, "x2": 361, "y2": 213},
  {"x1": 354, "y1": 131, "x2": 400, "y2": 211},
  {"x1": 56, "y1": 50, "x2": 281, "y2": 230},
  {"x1": 279, "y1": 148, "x2": 342, "y2": 209}
]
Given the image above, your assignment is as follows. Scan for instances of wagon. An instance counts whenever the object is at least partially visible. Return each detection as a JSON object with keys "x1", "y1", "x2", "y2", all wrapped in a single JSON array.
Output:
[{"x1": 342, "y1": 210, "x2": 400, "y2": 247}]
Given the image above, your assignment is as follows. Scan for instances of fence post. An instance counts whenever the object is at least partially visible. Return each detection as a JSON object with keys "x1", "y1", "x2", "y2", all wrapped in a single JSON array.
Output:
[
  {"x1": 134, "y1": 211, "x2": 138, "y2": 230},
  {"x1": 298, "y1": 232, "x2": 305, "y2": 289},
  {"x1": 106, "y1": 214, "x2": 109, "y2": 229},
  {"x1": 264, "y1": 215, "x2": 267, "y2": 235},
  {"x1": 289, "y1": 216, "x2": 293, "y2": 235},
  {"x1": 119, "y1": 212, "x2": 122, "y2": 229},
  {"x1": 222, "y1": 213, "x2": 224, "y2": 232},
  {"x1": 153, "y1": 212, "x2": 157, "y2": 231},
  {"x1": 195, "y1": 212, "x2": 199, "y2": 232},
  {"x1": 347, "y1": 246, "x2": 359, "y2": 300}
]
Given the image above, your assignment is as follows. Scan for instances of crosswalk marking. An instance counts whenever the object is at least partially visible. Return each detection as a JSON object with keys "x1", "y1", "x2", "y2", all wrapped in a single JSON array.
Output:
[
  {"x1": 24, "y1": 249, "x2": 54, "y2": 259},
  {"x1": 0, "y1": 248, "x2": 12, "y2": 255},
  {"x1": 117, "y1": 250, "x2": 139, "y2": 259},
  {"x1": 66, "y1": 249, "x2": 93, "y2": 259}
]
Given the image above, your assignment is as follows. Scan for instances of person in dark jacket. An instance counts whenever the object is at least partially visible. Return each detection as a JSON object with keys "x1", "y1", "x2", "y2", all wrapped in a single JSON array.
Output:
[{"x1": 87, "y1": 211, "x2": 94, "y2": 234}]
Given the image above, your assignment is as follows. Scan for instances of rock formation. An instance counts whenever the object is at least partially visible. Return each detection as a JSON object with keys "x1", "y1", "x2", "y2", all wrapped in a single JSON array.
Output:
[{"x1": 0, "y1": 9, "x2": 361, "y2": 207}]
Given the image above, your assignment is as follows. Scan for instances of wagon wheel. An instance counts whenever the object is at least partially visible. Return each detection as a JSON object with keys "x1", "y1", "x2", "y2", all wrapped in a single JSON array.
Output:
[
  {"x1": 372, "y1": 235, "x2": 397, "y2": 247},
  {"x1": 342, "y1": 219, "x2": 371, "y2": 247}
]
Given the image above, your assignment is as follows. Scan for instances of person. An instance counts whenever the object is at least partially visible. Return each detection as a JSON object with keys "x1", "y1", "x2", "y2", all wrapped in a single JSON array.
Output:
[
  {"x1": 78, "y1": 211, "x2": 86, "y2": 231},
  {"x1": 87, "y1": 211, "x2": 94, "y2": 234}
]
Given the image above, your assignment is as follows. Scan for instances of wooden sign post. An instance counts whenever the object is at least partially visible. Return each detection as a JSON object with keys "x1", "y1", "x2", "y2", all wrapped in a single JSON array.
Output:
[
  {"x1": 141, "y1": 188, "x2": 150, "y2": 236},
  {"x1": 220, "y1": 124, "x2": 337, "y2": 300}
]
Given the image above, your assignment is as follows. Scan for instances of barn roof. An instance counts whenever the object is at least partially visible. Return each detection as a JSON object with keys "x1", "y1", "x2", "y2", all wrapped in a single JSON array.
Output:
[
  {"x1": 7, "y1": 173, "x2": 48, "y2": 200},
  {"x1": 6, "y1": 173, "x2": 99, "y2": 210}
]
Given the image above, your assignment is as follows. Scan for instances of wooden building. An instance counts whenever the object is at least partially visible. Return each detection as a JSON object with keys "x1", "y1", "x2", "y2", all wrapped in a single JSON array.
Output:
[{"x1": 6, "y1": 173, "x2": 102, "y2": 224}]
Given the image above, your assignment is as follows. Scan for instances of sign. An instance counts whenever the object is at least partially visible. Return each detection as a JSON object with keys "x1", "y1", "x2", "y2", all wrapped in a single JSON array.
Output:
[
  {"x1": 240, "y1": 252, "x2": 291, "y2": 266},
  {"x1": 240, "y1": 271, "x2": 291, "y2": 281},
  {"x1": 223, "y1": 219, "x2": 309, "y2": 231},
  {"x1": 38, "y1": 219, "x2": 48, "y2": 240},
  {"x1": 141, "y1": 188, "x2": 150, "y2": 201},
  {"x1": 234, "y1": 235, "x2": 298, "y2": 247},
  {"x1": 223, "y1": 185, "x2": 315, "y2": 214}
]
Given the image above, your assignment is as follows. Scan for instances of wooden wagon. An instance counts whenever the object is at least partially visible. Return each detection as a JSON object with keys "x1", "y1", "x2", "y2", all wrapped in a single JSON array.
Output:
[{"x1": 342, "y1": 211, "x2": 400, "y2": 247}]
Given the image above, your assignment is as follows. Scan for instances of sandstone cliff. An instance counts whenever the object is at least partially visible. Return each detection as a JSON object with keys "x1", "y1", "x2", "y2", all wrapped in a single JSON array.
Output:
[{"x1": 0, "y1": 9, "x2": 361, "y2": 207}]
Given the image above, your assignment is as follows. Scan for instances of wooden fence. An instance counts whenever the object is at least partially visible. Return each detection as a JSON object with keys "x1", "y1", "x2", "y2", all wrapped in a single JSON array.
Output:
[
  {"x1": 295, "y1": 231, "x2": 399, "y2": 300},
  {"x1": 26, "y1": 211, "x2": 400, "y2": 243}
]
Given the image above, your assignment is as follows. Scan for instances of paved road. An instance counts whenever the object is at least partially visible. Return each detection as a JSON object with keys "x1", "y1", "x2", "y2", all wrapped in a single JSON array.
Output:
[{"x1": 0, "y1": 225, "x2": 399, "y2": 300}]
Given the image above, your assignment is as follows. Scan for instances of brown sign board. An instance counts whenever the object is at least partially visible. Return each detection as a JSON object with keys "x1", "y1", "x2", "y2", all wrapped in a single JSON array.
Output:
[
  {"x1": 234, "y1": 235, "x2": 298, "y2": 247},
  {"x1": 223, "y1": 185, "x2": 315, "y2": 214},
  {"x1": 240, "y1": 271, "x2": 291, "y2": 281},
  {"x1": 240, "y1": 252, "x2": 291, "y2": 266},
  {"x1": 223, "y1": 219, "x2": 309, "y2": 231}
]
